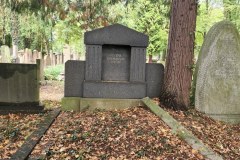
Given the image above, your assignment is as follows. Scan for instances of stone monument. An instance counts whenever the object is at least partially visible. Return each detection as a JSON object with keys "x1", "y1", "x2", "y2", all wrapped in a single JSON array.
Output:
[
  {"x1": 62, "y1": 24, "x2": 164, "y2": 111},
  {"x1": 0, "y1": 59, "x2": 43, "y2": 113},
  {"x1": 0, "y1": 45, "x2": 11, "y2": 63},
  {"x1": 195, "y1": 21, "x2": 240, "y2": 123}
]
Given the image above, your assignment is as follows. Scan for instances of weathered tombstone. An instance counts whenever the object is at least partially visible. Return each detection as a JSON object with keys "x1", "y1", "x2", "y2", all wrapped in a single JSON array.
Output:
[
  {"x1": 37, "y1": 59, "x2": 44, "y2": 82},
  {"x1": 63, "y1": 44, "x2": 71, "y2": 63},
  {"x1": 0, "y1": 45, "x2": 11, "y2": 63},
  {"x1": 0, "y1": 59, "x2": 43, "y2": 113},
  {"x1": 62, "y1": 24, "x2": 164, "y2": 111},
  {"x1": 18, "y1": 50, "x2": 25, "y2": 63},
  {"x1": 54, "y1": 54, "x2": 57, "y2": 66},
  {"x1": 195, "y1": 21, "x2": 240, "y2": 123},
  {"x1": 23, "y1": 49, "x2": 29, "y2": 63},
  {"x1": 45, "y1": 54, "x2": 51, "y2": 66},
  {"x1": 60, "y1": 54, "x2": 63, "y2": 64},
  {"x1": 28, "y1": 49, "x2": 33, "y2": 63},
  {"x1": 56, "y1": 54, "x2": 60, "y2": 65},
  {"x1": 37, "y1": 52, "x2": 42, "y2": 59},
  {"x1": 72, "y1": 53, "x2": 79, "y2": 60},
  {"x1": 32, "y1": 50, "x2": 38, "y2": 63},
  {"x1": 49, "y1": 51, "x2": 55, "y2": 66},
  {"x1": 58, "y1": 54, "x2": 62, "y2": 64}
]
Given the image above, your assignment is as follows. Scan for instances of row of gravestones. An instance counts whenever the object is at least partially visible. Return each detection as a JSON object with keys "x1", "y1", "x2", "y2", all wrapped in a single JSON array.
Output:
[
  {"x1": 0, "y1": 21, "x2": 239, "y2": 123},
  {"x1": 0, "y1": 45, "x2": 80, "y2": 66},
  {"x1": 63, "y1": 22, "x2": 240, "y2": 123}
]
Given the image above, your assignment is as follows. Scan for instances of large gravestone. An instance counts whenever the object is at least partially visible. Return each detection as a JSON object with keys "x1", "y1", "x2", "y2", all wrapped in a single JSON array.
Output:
[
  {"x1": 63, "y1": 24, "x2": 164, "y2": 111},
  {"x1": 195, "y1": 21, "x2": 240, "y2": 123},
  {"x1": 83, "y1": 24, "x2": 150, "y2": 99},
  {"x1": 0, "y1": 60, "x2": 43, "y2": 113}
]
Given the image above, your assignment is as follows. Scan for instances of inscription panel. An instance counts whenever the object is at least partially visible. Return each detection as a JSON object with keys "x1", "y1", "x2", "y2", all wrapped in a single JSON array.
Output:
[{"x1": 102, "y1": 45, "x2": 130, "y2": 81}]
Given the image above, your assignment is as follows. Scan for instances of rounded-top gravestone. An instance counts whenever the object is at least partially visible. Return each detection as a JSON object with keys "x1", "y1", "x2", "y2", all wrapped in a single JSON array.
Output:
[
  {"x1": 195, "y1": 21, "x2": 240, "y2": 123},
  {"x1": 0, "y1": 45, "x2": 11, "y2": 63}
]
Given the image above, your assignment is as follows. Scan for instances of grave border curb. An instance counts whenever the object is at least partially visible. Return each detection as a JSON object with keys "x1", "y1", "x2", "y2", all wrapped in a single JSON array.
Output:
[
  {"x1": 142, "y1": 97, "x2": 223, "y2": 160},
  {"x1": 10, "y1": 108, "x2": 61, "y2": 160}
]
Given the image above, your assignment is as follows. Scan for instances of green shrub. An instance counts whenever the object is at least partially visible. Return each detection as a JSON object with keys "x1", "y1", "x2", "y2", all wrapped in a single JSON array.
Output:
[{"x1": 44, "y1": 65, "x2": 64, "y2": 80}]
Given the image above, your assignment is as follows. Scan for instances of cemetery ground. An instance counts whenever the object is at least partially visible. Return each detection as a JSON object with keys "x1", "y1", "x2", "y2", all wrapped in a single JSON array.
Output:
[{"x1": 0, "y1": 81, "x2": 239, "y2": 159}]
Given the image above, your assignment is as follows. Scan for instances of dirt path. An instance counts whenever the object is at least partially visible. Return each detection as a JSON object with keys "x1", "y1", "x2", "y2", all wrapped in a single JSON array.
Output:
[{"x1": 40, "y1": 81, "x2": 64, "y2": 102}]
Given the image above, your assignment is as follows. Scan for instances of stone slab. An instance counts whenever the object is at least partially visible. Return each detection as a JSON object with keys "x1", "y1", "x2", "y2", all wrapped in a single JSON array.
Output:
[
  {"x1": 102, "y1": 45, "x2": 131, "y2": 81},
  {"x1": 0, "y1": 103, "x2": 44, "y2": 114},
  {"x1": 0, "y1": 63, "x2": 39, "y2": 104},
  {"x1": 206, "y1": 114, "x2": 240, "y2": 124},
  {"x1": 0, "y1": 45, "x2": 11, "y2": 63},
  {"x1": 61, "y1": 97, "x2": 143, "y2": 112},
  {"x1": 37, "y1": 59, "x2": 44, "y2": 83},
  {"x1": 146, "y1": 63, "x2": 164, "y2": 98},
  {"x1": 83, "y1": 81, "x2": 146, "y2": 99},
  {"x1": 61, "y1": 97, "x2": 80, "y2": 111},
  {"x1": 142, "y1": 97, "x2": 223, "y2": 160},
  {"x1": 195, "y1": 21, "x2": 240, "y2": 123},
  {"x1": 80, "y1": 98, "x2": 143, "y2": 111},
  {"x1": 84, "y1": 24, "x2": 149, "y2": 47},
  {"x1": 64, "y1": 60, "x2": 85, "y2": 97}
]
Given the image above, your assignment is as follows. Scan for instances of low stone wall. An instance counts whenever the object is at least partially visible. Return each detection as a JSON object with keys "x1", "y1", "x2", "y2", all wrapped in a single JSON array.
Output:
[{"x1": 0, "y1": 60, "x2": 42, "y2": 113}]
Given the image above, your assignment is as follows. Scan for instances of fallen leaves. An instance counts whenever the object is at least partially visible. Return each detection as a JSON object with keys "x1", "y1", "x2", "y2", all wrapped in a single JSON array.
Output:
[
  {"x1": 0, "y1": 113, "x2": 47, "y2": 159},
  {"x1": 163, "y1": 106, "x2": 240, "y2": 160},
  {"x1": 30, "y1": 107, "x2": 203, "y2": 159}
]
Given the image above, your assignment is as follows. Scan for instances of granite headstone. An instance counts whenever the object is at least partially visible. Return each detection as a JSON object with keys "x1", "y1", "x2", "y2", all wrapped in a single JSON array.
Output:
[{"x1": 64, "y1": 24, "x2": 164, "y2": 100}]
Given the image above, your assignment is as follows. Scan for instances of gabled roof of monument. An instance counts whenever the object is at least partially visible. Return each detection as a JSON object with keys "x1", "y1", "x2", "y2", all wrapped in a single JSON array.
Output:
[{"x1": 84, "y1": 24, "x2": 149, "y2": 47}]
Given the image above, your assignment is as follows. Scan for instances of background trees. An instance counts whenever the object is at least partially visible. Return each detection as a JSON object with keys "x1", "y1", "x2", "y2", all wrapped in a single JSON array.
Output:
[{"x1": 1, "y1": 0, "x2": 239, "y2": 58}]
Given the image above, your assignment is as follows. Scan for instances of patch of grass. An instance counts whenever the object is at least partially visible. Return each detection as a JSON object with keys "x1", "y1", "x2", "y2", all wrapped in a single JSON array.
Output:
[{"x1": 44, "y1": 65, "x2": 64, "y2": 80}]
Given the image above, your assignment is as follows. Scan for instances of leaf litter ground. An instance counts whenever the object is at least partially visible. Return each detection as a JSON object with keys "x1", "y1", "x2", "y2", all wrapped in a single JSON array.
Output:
[
  {"x1": 30, "y1": 107, "x2": 203, "y2": 160},
  {"x1": 3, "y1": 81, "x2": 238, "y2": 159},
  {"x1": 162, "y1": 105, "x2": 240, "y2": 160},
  {"x1": 0, "y1": 113, "x2": 47, "y2": 159},
  {"x1": 35, "y1": 81, "x2": 239, "y2": 159},
  {"x1": 0, "y1": 80, "x2": 61, "y2": 159}
]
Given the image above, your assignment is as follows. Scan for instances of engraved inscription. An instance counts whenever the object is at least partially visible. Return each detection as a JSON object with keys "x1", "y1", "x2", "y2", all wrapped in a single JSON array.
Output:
[
  {"x1": 106, "y1": 53, "x2": 126, "y2": 64},
  {"x1": 213, "y1": 52, "x2": 240, "y2": 79},
  {"x1": 102, "y1": 45, "x2": 131, "y2": 81}
]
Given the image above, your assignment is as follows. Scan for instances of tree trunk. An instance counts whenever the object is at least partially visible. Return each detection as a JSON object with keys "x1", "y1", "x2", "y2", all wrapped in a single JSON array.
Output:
[
  {"x1": 204, "y1": 0, "x2": 209, "y2": 38},
  {"x1": 2, "y1": 8, "x2": 6, "y2": 45},
  {"x1": 161, "y1": 0, "x2": 197, "y2": 110},
  {"x1": 11, "y1": 10, "x2": 19, "y2": 62},
  {"x1": 148, "y1": 54, "x2": 153, "y2": 63}
]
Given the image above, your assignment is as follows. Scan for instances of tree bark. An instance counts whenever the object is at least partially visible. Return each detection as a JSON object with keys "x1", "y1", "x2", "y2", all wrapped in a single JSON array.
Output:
[
  {"x1": 161, "y1": 0, "x2": 197, "y2": 110},
  {"x1": 11, "y1": 10, "x2": 19, "y2": 62},
  {"x1": 148, "y1": 54, "x2": 153, "y2": 63}
]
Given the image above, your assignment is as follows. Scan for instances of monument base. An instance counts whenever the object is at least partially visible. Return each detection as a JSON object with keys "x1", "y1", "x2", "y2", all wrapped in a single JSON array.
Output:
[
  {"x1": 83, "y1": 81, "x2": 146, "y2": 99},
  {"x1": 0, "y1": 102, "x2": 44, "y2": 114},
  {"x1": 61, "y1": 97, "x2": 144, "y2": 112},
  {"x1": 207, "y1": 114, "x2": 240, "y2": 124}
]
